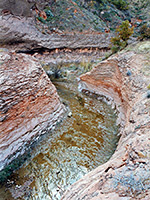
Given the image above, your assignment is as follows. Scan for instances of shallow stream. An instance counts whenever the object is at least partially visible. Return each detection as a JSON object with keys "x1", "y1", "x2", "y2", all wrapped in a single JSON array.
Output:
[{"x1": 0, "y1": 64, "x2": 119, "y2": 200}]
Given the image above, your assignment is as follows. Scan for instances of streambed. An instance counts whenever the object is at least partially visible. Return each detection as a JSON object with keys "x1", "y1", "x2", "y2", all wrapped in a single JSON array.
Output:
[{"x1": 0, "y1": 64, "x2": 119, "y2": 200}]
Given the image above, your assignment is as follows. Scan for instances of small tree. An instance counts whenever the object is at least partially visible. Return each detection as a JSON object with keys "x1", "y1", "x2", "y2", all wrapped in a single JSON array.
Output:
[
  {"x1": 116, "y1": 20, "x2": 134, "y2": 42},
  {"x1": 111, "y1": 20, "x2": 134, "y2": 53}
]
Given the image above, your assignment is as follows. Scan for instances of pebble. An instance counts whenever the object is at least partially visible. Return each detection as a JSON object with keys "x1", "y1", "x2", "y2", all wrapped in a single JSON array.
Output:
[
  {"x1": 126, "y1": 70, "x2": 132, "y2": 76},
  {"x1": 16, "y1": 185, "x2": 21, "y2": 189},
  {"x1": 68, "y1": 112, "x2": 72, "y2": 117},
  {"x1": 147, "y1": 90, "x2": 150, "y2": 98}
]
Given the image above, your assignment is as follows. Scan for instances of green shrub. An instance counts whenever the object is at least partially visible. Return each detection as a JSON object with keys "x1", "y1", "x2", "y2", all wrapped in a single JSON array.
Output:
[
  {"x1": 138, "y1": 24, "x2": 150, "y2": 40},
  {"x1": 111, "y1": 0, "x2": 129, "y2": 10},
  {"x1": 111, "y1": 20, "x2": 134, "y2": 53},
  {"x1": 147, "y1": 84, "x2": 150, "y2": 90},
  {"x1": 111, "y1": 45, "x2": 120, "y2": 53},
  {"x1": 116, "y1": 20, "x2": 134, "y2": 42}
]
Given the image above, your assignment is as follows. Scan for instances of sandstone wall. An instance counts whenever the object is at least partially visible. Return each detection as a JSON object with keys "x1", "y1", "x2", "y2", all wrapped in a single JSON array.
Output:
[
  {"x1": 0, "y1": 50, "x2": 65, "y2": 171},
  {"x1": 62, "y1": 42, "x2": 150, "y2": 200}
]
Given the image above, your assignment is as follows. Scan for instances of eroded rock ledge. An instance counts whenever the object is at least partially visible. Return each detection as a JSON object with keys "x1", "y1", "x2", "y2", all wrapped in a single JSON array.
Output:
[
  {"x1": 0, "y1": 50, "x2": 65, "y2": 172},
  {"x1": 0, "y1": 15, "x2": 112, "y2": 51},
  {"x1": 62, "y1": 41, "x2": 150, "y2": 199}
]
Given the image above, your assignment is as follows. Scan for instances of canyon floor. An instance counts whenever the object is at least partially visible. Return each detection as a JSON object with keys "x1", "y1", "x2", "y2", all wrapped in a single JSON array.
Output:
[{"x1": 0, "y1": 0, "x2": 150, "y2": 199}]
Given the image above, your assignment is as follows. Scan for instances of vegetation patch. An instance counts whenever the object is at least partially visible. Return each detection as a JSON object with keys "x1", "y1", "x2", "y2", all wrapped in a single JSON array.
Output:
[
  {"x1": 108, "y1": 0, "x2": 129, "y2": 10},
  {"x1": 110, "y1": 20, "x2": 134, "y2": 53},
  {"x1": 138, "y1": 24, "x2": 150, "y2": 40},
  {"x1": 147, "y1": 84, "x2": 150, "y2": 90}
]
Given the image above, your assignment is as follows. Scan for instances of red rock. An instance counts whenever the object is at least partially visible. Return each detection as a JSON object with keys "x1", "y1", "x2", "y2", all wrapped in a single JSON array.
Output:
[
  {"x1": 62, "y1": 42, "x2": 150, "y2": 199},
  {"x1": 0, "y1": 50, "x2": 65, "y2": 171}
]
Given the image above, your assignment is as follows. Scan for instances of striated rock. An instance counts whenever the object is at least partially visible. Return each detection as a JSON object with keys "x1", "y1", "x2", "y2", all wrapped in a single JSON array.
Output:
[
  {"x1": 78, "y1": 59, "x2": 129, "y2": 127},
  {"x1": 0, "y1": 49, "x2": 65, "y2": 172},
  {"x1": 0, "y1": 15, "x2": 112, "y2": 50},
  {"x1": 62, "y1": 41, "x2": 150, "y2": 199}
]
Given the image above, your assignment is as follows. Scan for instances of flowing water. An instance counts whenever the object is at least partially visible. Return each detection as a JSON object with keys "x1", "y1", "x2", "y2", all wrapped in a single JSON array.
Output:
[{"x1": 0, "y1": 64, "x2": 119, "y2": 200}]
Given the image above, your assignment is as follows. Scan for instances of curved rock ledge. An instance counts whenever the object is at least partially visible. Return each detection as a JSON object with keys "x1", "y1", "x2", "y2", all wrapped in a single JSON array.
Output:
[
  {"x1": 0, "y1": 50, "x2": 65, "y2": 172},
  {"x1": 62, "y1": 41, "x2": 150, "y2": 199}
]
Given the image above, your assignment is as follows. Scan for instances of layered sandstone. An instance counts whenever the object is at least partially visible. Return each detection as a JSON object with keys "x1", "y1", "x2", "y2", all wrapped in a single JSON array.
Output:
[
  {"x1": 78, "y1": 59, "x2": 129, "y2": 128},
  {"x1": 62, "y1": 41, "x2": 150, "y2": 199},
  {"x1": 0, "y1": 49, "x2": 65, "y2": 171},
  {"x1": 0, "y1": 15, "x2": 112, "y2": 51}
]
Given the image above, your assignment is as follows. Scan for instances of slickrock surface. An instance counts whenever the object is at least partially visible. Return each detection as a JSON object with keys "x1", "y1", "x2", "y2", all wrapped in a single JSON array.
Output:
[
  {"x1": 0, "y1": 49, "x2": 65, "y2": 172},
  {"x1": 79, "y1": 59, "x2": 128, "y2": 128},
  {"x1": 0, "y1": 15, "x2": 112, "y2": 51},
  {"x1": 62, "y1": 41, "x2": 150, "y2": 199}
]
